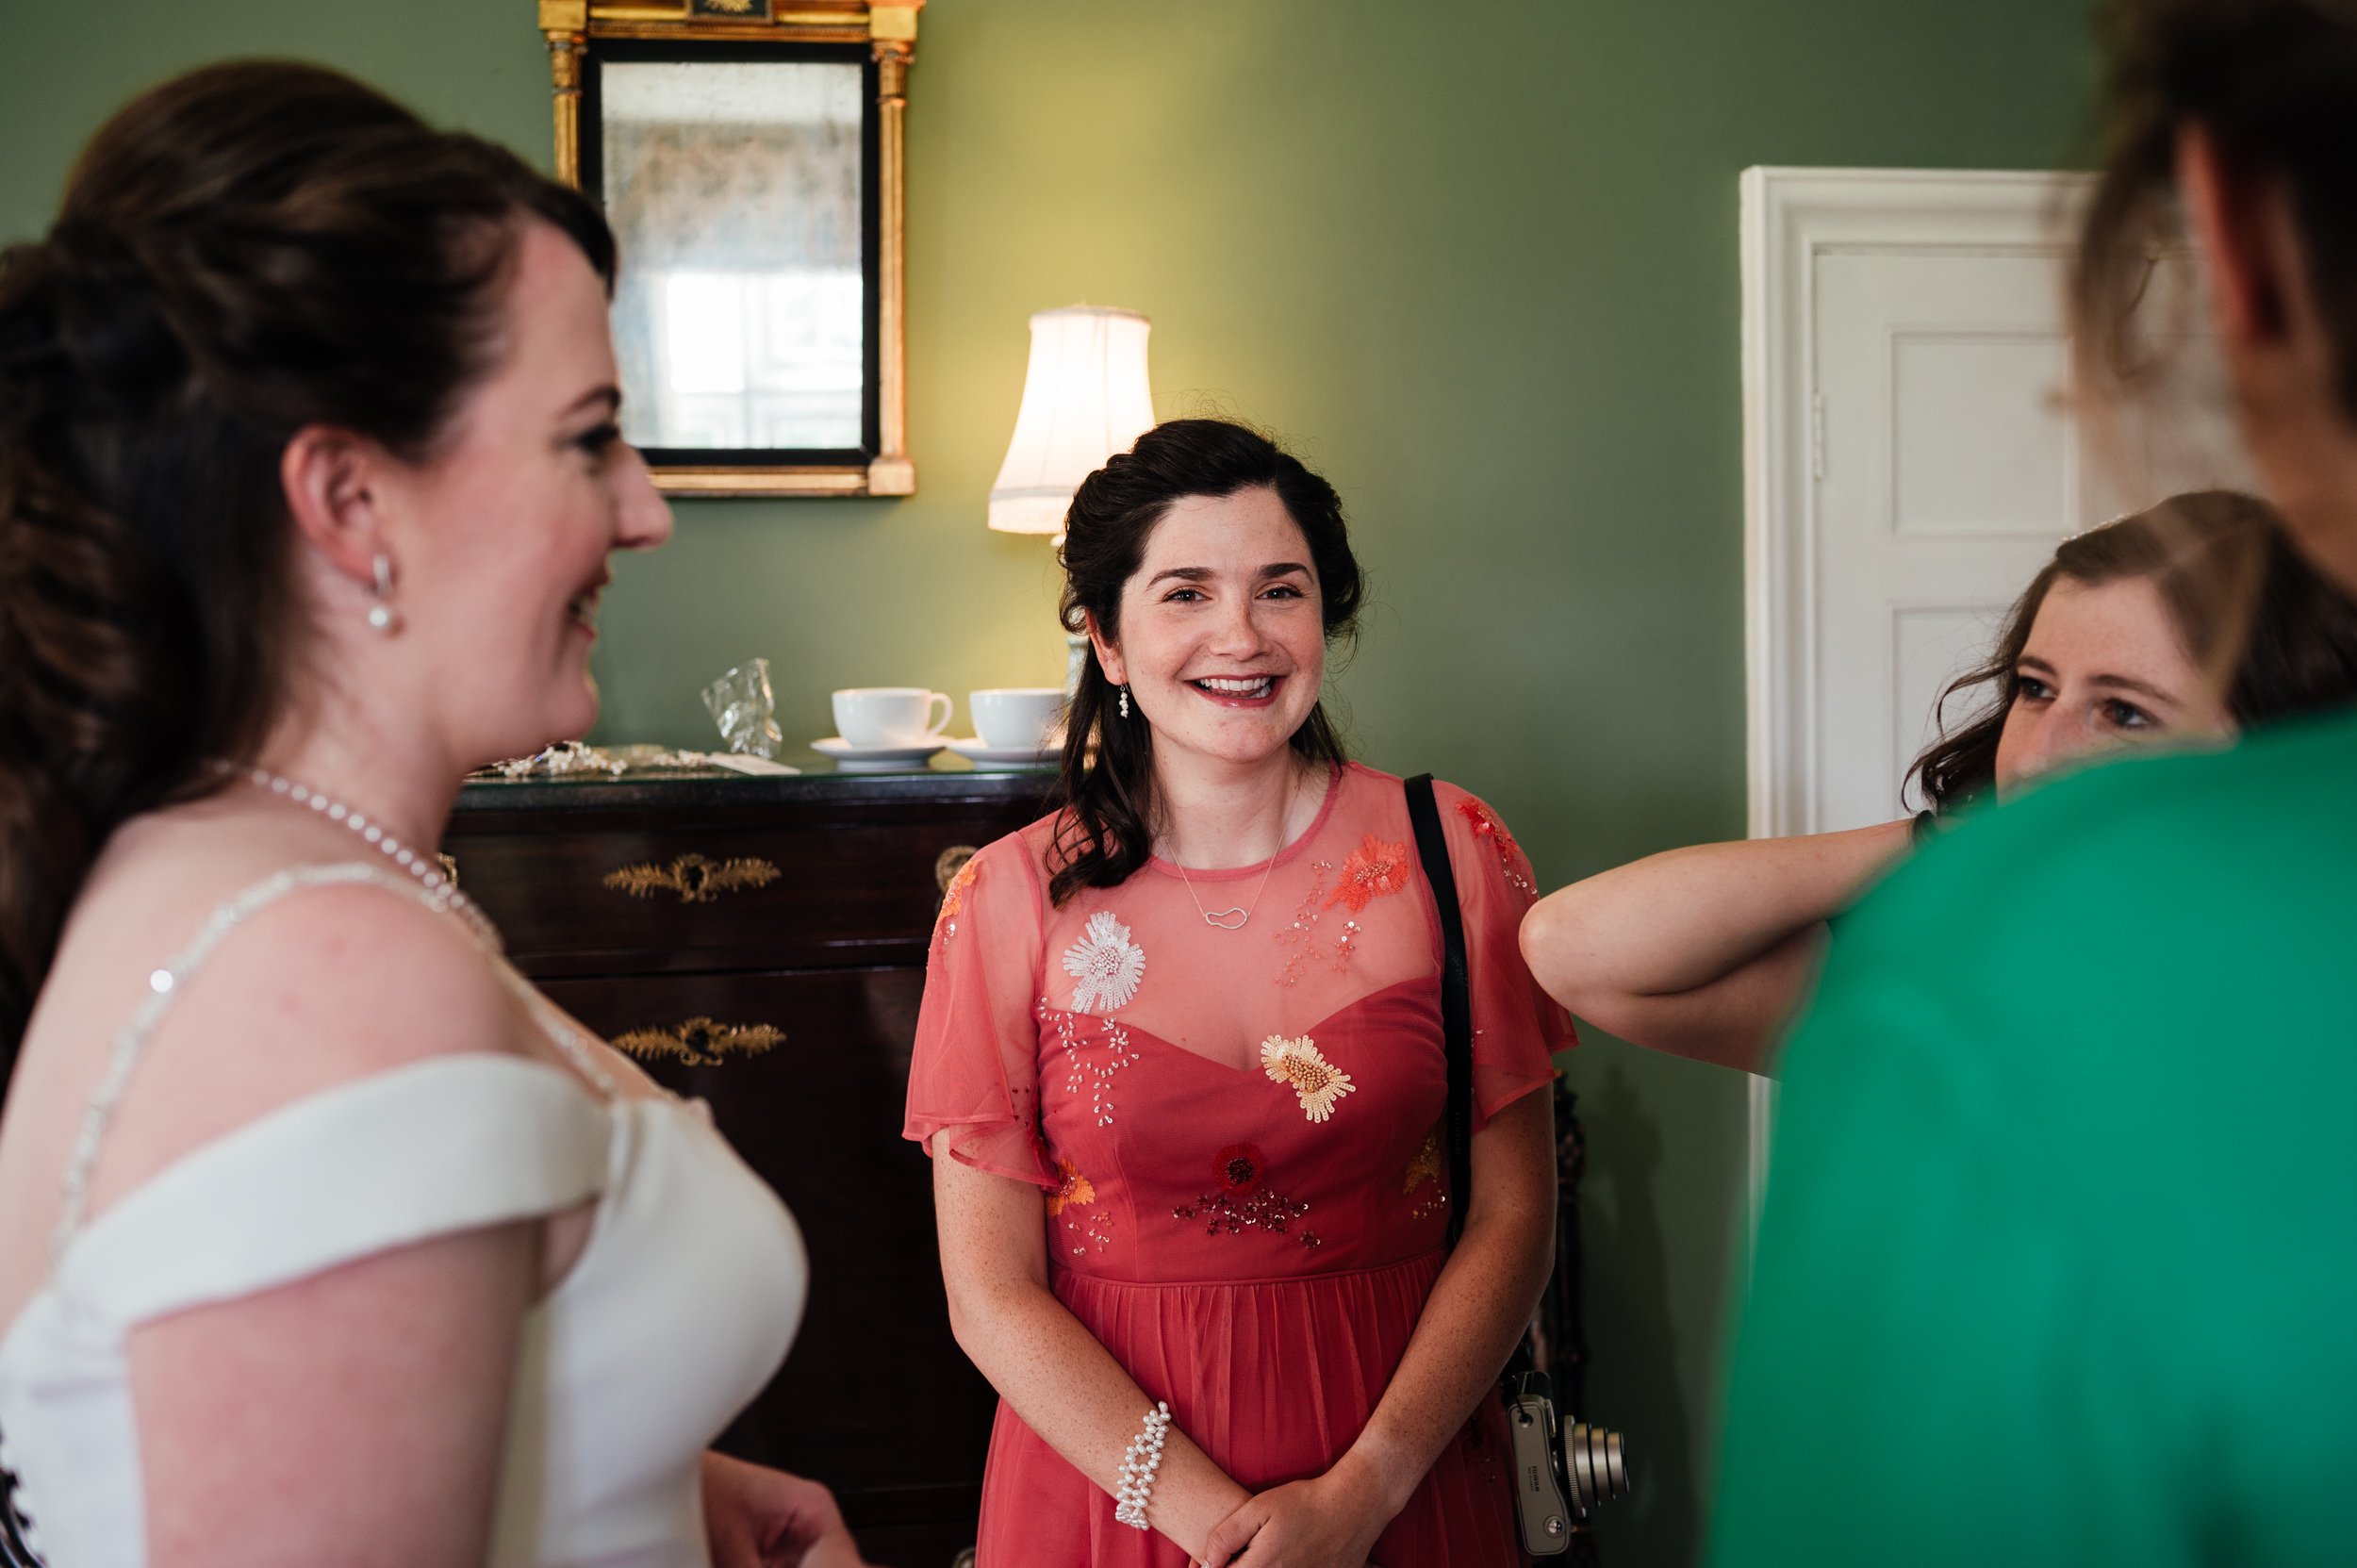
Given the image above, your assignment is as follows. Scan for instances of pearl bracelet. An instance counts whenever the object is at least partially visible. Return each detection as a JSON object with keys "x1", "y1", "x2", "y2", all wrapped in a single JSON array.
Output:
[{"x1": 1112, "y1": 1400, "x2": 1172, "y2": 1530}]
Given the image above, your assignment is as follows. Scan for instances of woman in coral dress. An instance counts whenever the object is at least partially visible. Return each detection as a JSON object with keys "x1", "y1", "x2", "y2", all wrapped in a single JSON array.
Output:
[{"x1": 905, "y1": 420, "x2": 1571, "y2": 1566}]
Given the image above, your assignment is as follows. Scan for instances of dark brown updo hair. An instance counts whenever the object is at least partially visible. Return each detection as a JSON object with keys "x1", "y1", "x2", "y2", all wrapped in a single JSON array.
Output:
[
  {"x1": 0, "y1": 60, "x2": 615, "y2": 1055},
  {"x1": 1909, "y1": 489, "x2": 2357, "y2": 811},
  {"x1": 1049, "y1": 419, "x2": 1363, "y2": 906},
  {"x1": 2074, "y1": 0, "x2": 2357, "y2": 421}
]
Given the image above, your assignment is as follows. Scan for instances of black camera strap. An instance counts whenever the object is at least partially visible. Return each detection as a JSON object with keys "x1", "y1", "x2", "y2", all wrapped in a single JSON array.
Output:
[
  {"x1": 1404, "y1": 773, "x2": 1475, "y2": 1250},
  {"x1": 1403, "y1": 773, "x2": 1539, "y2": 1383}
]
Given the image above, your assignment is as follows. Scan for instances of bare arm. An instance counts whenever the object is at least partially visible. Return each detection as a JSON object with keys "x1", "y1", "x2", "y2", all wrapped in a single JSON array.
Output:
[
  {"x1": 135, "y1": 1223, "x2": 536, "y2": 1566},
  {"x1": 1203, "y1": 1087, "x2": 1557, "y2": 1565},
  {"x1": 1519, "y1": 821, "x2": 1912, "y2": 1073},
  {"x1": 932, "y1": 1137, "x2": 1250, "y2": 1560},
  {"x1": 108, "y1": 886, "x2": 563, "y2": 1567}
]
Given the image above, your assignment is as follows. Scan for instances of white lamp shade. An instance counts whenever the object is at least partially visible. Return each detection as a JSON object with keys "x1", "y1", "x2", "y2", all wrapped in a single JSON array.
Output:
[{"x1": 987, "y1": 305, "x2": 1154, "y2": 534}]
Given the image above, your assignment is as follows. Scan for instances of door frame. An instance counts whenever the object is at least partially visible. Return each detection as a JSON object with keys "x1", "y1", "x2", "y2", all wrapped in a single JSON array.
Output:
[{"x1": 1736, "y1": 167, "x2": 2091, "y2": 1245}]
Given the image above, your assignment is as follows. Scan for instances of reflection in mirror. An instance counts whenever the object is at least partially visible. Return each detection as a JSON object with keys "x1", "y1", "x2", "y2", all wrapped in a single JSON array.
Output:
[{"x1": 600, "y1": 59, "x2": 866, "y2": 452}]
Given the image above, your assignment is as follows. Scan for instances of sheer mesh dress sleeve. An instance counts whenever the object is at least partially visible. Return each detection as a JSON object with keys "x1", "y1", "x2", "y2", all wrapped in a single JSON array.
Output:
[
  {"x1": 903, "y1": 834, "x2": 1058, "y2": 1189},
  {"x1": 1435, "y1": 782, "x2": 1575, "y2": 1129}
]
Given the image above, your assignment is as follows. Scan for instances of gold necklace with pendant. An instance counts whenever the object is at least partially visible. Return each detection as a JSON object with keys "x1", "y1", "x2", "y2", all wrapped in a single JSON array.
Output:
[
  {"x1": 1176, "y1": 853, "x2": 1279, "y2": 930},
  {"x1": 1167, "y1": 772, "x2": 1306, "y2": 930}
]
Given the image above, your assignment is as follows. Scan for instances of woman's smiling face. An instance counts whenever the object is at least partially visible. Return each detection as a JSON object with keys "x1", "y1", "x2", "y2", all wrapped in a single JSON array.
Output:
[
  {"x1": 370, "y1": 220, "x2": 672, "y2": 766},
  {"x1": 1091, "y1": 485, "x2": 1327, "y2": 772}
]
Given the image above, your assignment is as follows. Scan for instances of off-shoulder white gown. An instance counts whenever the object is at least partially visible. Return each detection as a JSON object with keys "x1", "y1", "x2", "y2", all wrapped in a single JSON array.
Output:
[{"x1": 0, "y1": 864, "x2": 808, "y2": 1567}]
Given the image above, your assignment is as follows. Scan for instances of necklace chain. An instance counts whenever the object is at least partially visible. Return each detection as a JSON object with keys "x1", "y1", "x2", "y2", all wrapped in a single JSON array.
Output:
[
  {"x1": 1167, "y1": 774, "x2": 1310, "y2": 930},
  {"x1": 226, "y1": 764, "x2": 502, "y2": 950},
  {"x1": 1175, "y1": 853, "x2": 1278, "y2": 931}
]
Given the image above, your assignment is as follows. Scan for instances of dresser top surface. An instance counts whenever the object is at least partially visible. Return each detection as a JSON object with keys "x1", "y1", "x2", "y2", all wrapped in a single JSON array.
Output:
[{"x1": 453, "y1": 766, "x2": 1055, "y2": 816}]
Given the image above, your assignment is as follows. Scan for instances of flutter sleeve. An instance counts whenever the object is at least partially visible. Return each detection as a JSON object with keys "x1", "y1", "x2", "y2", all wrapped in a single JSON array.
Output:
[
  {"x1": 902, "y1": 834, "x2": 1057, "y2": 1189},
  {"x1": 1436, "y1": 782, "x2": 1576, "y2": 1129}
]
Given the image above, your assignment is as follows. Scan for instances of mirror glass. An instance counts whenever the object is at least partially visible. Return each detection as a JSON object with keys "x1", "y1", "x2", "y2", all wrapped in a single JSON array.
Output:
[{"x1": 598, "y1": 58, "x2": 867, "y2": 452}]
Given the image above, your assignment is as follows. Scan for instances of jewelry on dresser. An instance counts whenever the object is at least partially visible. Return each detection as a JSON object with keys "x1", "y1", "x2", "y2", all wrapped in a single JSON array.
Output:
[
  {"x1": 1112, "y1": 1400, "x2": 1171, "y2": 1529},
  {"x1": 487, "y1": 739, "x2": 632, "y2": 778},
  {"x1": 480, "y1": 740, "x2": 682, "y2": 779},
  {"x1": 366, "y1": 553, "x2": 401, "y2": 635},
  {"x1": 476, "y1": 741, "x2": 756, "y2": 780},
  {"x1": 1118, "y1": 685, "x2": 1130, "y2": 719},
  {"x1": 224, "y1": 764, "x2": 500, "y2": 949}
]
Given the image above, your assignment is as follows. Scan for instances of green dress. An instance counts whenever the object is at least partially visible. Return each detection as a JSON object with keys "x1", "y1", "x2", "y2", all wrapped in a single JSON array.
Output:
[{"x1": 1710, "y1": 710, "x2": 2357, "y2": 1567}]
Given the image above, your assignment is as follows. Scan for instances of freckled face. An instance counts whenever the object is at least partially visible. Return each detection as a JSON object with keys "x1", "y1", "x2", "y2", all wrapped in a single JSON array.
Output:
[
  {"x1": 1991, "y1": 573, "x2": 2236, "y2": 799},
  {"x1": 1092, "y1": 487, "x2": 1327, "y2": 771}
]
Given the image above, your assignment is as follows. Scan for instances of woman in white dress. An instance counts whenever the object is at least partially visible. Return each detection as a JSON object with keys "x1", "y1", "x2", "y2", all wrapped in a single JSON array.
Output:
[{"x1": 0, "y1": 61, "x2": 855, "y2": 1568}]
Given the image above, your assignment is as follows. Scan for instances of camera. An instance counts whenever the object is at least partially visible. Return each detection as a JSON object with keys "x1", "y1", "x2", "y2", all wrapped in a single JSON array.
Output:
[{"x1": 1502, "y1": 1369, "x2": 1630, "y2": 1556}]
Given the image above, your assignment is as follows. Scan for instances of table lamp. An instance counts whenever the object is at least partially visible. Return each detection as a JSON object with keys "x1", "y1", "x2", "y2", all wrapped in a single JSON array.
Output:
[{"x1": 987, "y1": 305, "x2": 1154, "y2": 687}]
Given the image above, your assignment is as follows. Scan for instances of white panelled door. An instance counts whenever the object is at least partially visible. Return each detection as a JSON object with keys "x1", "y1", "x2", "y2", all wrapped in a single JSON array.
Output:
[
  {"x1": 1745, "y1": 167, "x2": 2241, "y2": 837},
  {"x1": 1736, "y1": 167, "x2": 2243, "y2": 1231},
  {"x1": 1814, "y1": 248, "x2": 2086, "y2": 830}
]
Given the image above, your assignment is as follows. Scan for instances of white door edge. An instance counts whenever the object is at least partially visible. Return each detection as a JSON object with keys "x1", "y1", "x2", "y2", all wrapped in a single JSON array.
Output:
[{"x1": 1737, "y1": 166, "x2": 2094, "y2": 1274}]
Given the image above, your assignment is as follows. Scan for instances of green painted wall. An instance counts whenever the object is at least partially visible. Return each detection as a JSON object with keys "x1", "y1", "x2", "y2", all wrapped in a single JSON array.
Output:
[{"x1": 0, "y1": 4, "x2": 2090, "y2": 1560}]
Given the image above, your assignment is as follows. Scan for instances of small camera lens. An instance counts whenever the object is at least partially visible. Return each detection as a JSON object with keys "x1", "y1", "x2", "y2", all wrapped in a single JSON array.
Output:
[{"x1": 1567, "y1": 1423, "x2": 1631, "y2": 1512}]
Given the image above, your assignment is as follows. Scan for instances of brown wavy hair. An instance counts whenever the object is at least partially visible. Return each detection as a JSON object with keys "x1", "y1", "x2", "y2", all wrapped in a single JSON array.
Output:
[
  {"x1": 2073, "y1": 0, "x2": 2357, "y2": 424},
  {"x1": 0, "y1": 61, "x2": 614, "y2": 1057},
  {"x1": 1049, "y1": 420, "x2": 1363, "y2": 906},
  {"x1": 1908, "y1": 489, "x2": 2357, "y2": 810}
]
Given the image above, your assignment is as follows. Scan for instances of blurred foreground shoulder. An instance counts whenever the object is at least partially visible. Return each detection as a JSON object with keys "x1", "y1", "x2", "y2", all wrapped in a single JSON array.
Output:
[{"x1": 1819, "y1": 713, "x2": 2357, "y2": 977}]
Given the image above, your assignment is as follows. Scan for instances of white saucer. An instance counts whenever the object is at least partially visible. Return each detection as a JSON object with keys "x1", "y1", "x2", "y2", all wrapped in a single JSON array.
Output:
[
  {"x1": 812, "y1": 735, "x2": 948, "y2": 771},
  {"x1": 946, "y1": 736, "x2": 1062, "y2": 769}
]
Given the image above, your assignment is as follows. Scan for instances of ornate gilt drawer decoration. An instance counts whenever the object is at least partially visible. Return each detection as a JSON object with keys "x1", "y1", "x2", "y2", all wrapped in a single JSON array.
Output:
[
  {"x1": 603, "y1": 851, "x2": 782, "y2": 903},
  {"x1": 613, "y1": 1015, "x2": 785, "y2": 1066}
]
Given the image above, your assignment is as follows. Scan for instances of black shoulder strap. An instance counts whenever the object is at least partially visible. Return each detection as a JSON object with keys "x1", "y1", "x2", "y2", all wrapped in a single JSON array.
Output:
[{"x1": 1404, "y1": 773, "x2": 1473, "y2": 1250}]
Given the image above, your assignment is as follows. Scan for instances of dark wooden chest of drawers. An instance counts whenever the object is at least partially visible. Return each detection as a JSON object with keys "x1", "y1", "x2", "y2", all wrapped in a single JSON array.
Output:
[{"x1": 445, "y1": 767, "x2": 1052, "y2": 1567}]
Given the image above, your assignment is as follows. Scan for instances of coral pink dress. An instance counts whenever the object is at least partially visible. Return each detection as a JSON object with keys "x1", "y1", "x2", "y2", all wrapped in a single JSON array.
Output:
[
  {"x1": 910, "y1": 764, "x2": 1574, "y2": 1556},
  {"x1": 905, "y1": 763, "x2": 1573, "y2": 1566}
]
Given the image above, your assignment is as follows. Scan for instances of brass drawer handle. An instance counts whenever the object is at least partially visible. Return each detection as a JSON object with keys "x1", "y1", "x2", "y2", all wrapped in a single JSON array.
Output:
[
  {"x1": 603, "y1": 852, "x2": 781, "y2": 903},
  {"x1": 934, "y1": 845, "x2": 978, "y2": 895},
  {"x1": 614, "y1": 1016, "x2": 785, "y2": 1066}
]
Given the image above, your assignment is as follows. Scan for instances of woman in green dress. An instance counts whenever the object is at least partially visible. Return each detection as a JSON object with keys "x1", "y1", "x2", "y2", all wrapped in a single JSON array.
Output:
[{"x1": 1710, "y1": 3, "x2": 2357, "y2": 1564}]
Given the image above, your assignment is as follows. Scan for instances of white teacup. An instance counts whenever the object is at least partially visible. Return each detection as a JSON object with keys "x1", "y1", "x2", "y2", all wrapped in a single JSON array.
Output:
[
  {"x1": 833, "y1": 686, "x2": 952, "y2": 749},
  {"x1": 970, "y1": 687, "x2": 1066, "y2": 751}
]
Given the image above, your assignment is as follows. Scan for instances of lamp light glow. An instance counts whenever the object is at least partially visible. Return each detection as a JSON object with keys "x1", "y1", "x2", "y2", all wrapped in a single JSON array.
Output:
[{"x1": 987, "y1": 305, "x2": 1154, "y2": 535}]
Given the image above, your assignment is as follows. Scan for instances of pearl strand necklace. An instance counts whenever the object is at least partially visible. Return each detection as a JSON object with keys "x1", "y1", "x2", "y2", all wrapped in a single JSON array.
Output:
[
  {"x1": 1112, "y1": 1400, "x2": 1171, "y2": 1529},
  {"x1": 230, "y1": 764, "x2": 501, "y2": 951}
]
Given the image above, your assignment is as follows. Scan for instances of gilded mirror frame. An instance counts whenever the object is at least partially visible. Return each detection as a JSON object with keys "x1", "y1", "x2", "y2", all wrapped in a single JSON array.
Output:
[{"x1": 536, "y1": 0, "x2": 920, "y2": 498}]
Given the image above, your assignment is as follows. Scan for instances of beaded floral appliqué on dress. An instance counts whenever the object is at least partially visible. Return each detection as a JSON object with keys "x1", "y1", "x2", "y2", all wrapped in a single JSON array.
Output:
[
  {"x1": 1275, "y1": 858, "x2": 1338, "y2": 986},
  {"x1": 934, "y1": 855, "x2": 980, "y2": 944},
  {"x1": 1403, "y1": 1130, "x2": 1447, "y2": 1221},
  {"x1": 1047, "y1": 1157, "x2": 1096, "y2": 1215},
  {"x1": 1172, "y1": 1143, "x2": 1322, "y2": 1248},
  {"x1": 1043, "y1": 1000, "x2": 1140, "y2": 1130},
  {"x1": 1047, "y1": 1154, "x2": 1116, "y2": 1256},
  {"x1": 1277, "y1": 853, "x2": 1377, "y2": 985},
  {"x1": 1457, "y1": 798, "x2": 1537, "y2": 898},
  {"x1": 1260, "y1": 1034, "x2": 1356, "y2": 1123},
  {"x1": 1325, "y1": 834, "x2": 1412, "y2": 913},
  {"x1": 1063, "y1": 911, "x2": 1145, "y2": 1015}
]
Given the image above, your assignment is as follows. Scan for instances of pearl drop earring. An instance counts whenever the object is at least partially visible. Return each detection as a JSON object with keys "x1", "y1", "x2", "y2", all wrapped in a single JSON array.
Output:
[
  {"x1": 1119, "y1": 685, "x2": 1130, "y2": 719},
  {"x1": 366, "y1": 553, "x2": 401, "y2": 635}
]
